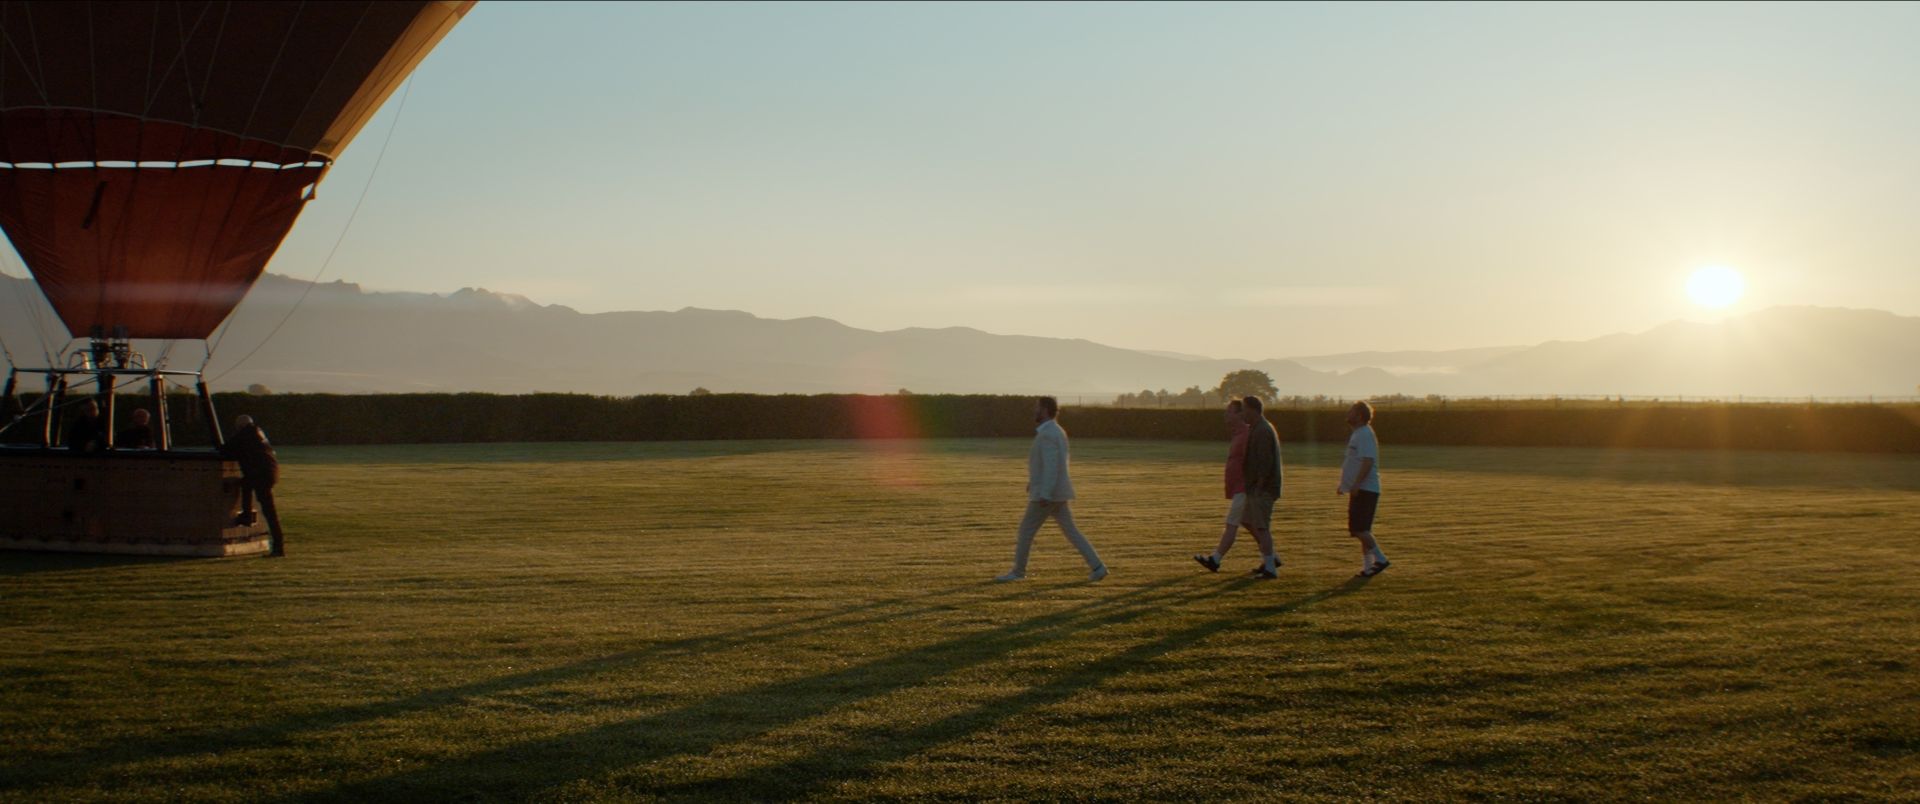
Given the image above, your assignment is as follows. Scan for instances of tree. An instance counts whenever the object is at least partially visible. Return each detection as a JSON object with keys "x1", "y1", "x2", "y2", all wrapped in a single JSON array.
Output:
[
  {"x1": 1215, "y1": 370, "x2": 1277, "y2": 402},
  {"x1": 689, "y1": 387, "x2": 713, "y2": 396},
  {"x1": 246, "y1": 384, "x2": 272, "y2": 395}
]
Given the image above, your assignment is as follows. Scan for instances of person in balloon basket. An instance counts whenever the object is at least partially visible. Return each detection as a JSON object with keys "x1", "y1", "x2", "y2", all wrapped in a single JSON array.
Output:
[
  {"x1": 996, "y1": 396, "x2": 1108, "y2": 583},
  {"x1": 63, "y1": 399, "x2": 109, "y2": 453},
  {"x1": 222, "y1": 415, "x2": 285, "y2": 557},
  {"x1": 1339, "y1": 401, "x2": 1390, "y2": 577},
  {"x1": 116, "y1": 408, "x2": 155, "y2": 450}
]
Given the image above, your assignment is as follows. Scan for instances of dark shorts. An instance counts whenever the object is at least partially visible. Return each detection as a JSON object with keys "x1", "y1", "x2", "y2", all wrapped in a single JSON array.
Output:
[
  {"x1": 1348, "y1": 490, "x2": 1380, "y2": 533},
  {"x1": 1244, "y1": 490, "x2": 1277, "y2": 532}
]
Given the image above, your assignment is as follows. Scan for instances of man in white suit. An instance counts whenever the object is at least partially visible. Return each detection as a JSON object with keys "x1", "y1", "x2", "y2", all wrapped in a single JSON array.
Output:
[{"x1": 997, "y1": 396, "x2": 1108, "y2": 582}]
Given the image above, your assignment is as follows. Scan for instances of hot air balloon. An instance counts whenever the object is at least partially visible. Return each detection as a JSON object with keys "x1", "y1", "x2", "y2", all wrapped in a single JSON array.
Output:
[{"x1": 0, "y1": 1, "x2": 472, "y2": 557}]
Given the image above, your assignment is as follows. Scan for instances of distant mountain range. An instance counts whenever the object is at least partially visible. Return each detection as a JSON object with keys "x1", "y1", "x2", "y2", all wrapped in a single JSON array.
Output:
[{"x1": 2, "y1": 273, "x2": 1915, "y2": 398}]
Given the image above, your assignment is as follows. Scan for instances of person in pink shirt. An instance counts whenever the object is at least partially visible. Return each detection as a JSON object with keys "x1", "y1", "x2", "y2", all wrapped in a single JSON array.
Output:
[{"x1": 1193, "y1": 399, "x2": 1256, "y2": 573}]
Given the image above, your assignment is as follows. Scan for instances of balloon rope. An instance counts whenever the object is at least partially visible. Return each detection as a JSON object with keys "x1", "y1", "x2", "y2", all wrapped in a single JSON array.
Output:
[{"x1": 208, "y1": 77, "x2": 415, "y2": 384}]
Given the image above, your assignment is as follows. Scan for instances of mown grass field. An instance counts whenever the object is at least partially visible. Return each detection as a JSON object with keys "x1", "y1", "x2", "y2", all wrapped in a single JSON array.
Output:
[{"x1": 3, "y1": 439, "x2": 1918, "y2": 801}]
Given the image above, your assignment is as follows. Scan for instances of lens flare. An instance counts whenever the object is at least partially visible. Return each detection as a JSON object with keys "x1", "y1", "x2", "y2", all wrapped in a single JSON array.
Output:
[{"x1": 844, "y1": 394, "x2": 926, "y2": 488}]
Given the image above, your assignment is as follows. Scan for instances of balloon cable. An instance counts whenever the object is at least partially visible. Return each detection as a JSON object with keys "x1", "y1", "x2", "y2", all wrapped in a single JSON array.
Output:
[{"x1": 208, "y1": 77, "x2": 415, "y2": 383}]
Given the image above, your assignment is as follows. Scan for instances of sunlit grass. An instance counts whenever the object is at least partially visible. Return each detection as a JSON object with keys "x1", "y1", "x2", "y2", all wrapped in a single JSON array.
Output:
[{"x1": 2, "y1": 440, "x2": 1916, "y2": 801}]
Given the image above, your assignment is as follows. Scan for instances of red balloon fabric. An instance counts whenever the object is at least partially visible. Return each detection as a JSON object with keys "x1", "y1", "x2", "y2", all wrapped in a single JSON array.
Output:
[{"x1": 0, "y1": 1, "x2": 471, "y2": 340}]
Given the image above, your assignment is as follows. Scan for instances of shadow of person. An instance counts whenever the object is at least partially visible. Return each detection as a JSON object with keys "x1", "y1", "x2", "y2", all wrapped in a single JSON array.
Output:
[
  {"x1": 293, "y1": 575, "x2": 1334, "y2": 802},
  {"x1": 653, "y1": 576, "x2": 1374, "y2": 799},
  {"x1": 0, "y1": 552, "x2": 199, "y2": 576},
  {"x1": 0, "y1": 579, "x2": 1040, "y2": 791}
]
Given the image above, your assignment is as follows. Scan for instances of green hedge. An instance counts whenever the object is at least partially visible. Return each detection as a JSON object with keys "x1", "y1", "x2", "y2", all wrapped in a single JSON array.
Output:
[
  {"x1": 8, "y1": 392, "x2": 1918, "y2": 453},
  {"x1": 1068, "y1": 403, "x2": 1920, "y2": 452}
]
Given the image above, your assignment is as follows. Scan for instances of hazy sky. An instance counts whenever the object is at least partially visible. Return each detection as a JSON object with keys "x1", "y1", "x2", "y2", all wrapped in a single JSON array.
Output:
[{"x1": 233, "y1": 2, "x2": 1920, "y2": 357}]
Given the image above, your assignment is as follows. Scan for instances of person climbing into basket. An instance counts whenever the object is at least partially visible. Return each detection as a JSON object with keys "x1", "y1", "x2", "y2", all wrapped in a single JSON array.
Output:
[{"x1": 223, "y1": 414, "x2": 285, "y2": 557}]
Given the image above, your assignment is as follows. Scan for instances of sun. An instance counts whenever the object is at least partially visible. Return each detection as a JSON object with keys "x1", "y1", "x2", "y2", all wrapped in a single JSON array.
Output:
[{"x1": 1685, "y1": 265, "x2": 1746, "y2": 309}]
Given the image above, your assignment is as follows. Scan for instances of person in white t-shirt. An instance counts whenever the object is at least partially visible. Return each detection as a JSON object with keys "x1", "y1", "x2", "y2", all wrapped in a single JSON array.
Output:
[{"x1": 1337, "y1": 401, "x2": 1390, "y2": 577}]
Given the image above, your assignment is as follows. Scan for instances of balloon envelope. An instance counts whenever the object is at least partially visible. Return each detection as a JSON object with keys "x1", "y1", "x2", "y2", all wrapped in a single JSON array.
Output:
[{"x1": 0, "y1": 1, "x2": 472, "y2": 340}]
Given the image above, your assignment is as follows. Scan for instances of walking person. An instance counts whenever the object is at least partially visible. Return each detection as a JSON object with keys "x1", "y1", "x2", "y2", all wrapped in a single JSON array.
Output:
[
  {"x1": 997, "y1": 396, "x2": 1108, "y2": 582},
  {"x1": 1194, "y1": 399, "x2": 1256, "y2": 572},
  {"x1": 1339, "y1": 401, "x2": 1390, "y2": 577},
  {"x1": 1240, "y1": 396, "x2": 1284, "y2": 578},
  {"x1": 222, "y1": 414, "x2": 286, "y2": 557}
]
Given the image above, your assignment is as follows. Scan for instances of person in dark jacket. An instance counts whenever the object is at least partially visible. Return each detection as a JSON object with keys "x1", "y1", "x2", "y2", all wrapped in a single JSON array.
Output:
[
  {"x1": 1239, "y1": 396, "x2": 1284, "y2": 579},
  {"x1": 222, "y1": 414, "x2": 284, "y2": 556},
  {"x1": 117, "y1": 408, "x2": 155, "y2": 449},
  {"x1": 64, "y1": 399, "x2": 109, "y2": 453}
]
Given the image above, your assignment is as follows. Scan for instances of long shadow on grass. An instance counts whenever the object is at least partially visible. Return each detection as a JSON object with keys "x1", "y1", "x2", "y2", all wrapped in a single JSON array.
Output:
[
  {"x1": 0, "y1": 579, "x2": 1048, "y2": 792},
  {"x1": 292, "y1": 576, "x2": 1278, "y2": 802},
  {"x1": 652, "y1": 575, "x2": 1373, "y2": 800},
  {"x1": 0, "y1": 552, "x2": 200, "y2": 576}
]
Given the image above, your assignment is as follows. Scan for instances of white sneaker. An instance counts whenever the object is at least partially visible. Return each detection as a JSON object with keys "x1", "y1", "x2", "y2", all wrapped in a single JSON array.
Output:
[
  {"x1": 1088, "y1": 564, "x2": 1108, "y2": 582},
  {"x1": 994, "y1": 571, "x2": 1026, "y2": 583}
]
